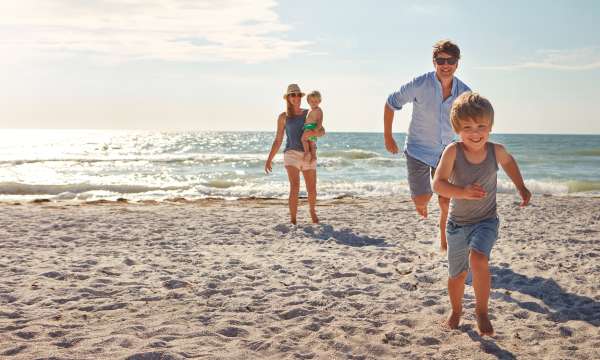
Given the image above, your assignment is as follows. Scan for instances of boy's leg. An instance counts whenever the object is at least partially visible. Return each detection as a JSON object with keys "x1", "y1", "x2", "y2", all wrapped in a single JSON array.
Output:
[
  {"x1": 438, "y1": 195, "x2": 450, "y2": 251},
  {"x1": 309, "y1": 141, "x2": 317, "y2": 161},
  {"x1": 467, "y1": 218, "x2": 499, "y2": 336},
  {"x1": 302, "y1": 138, "x2": 311, "y2": 161},
  {"x1": 445, "y1": 220, "x2": 469, "y2": 329},
  {"x1": 470, "y1": 250, "x2": 494, "y2": 336},
  {"x1": 446, "y1": 271, "x2": 467, "y2": 328}
]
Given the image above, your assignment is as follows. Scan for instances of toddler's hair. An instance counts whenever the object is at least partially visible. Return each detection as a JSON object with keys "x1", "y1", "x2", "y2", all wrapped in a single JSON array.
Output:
[
  {"x1": 450, "y1": 92, "x2": 494, "y2": 132},
  {"x1": 307, "y1": 90, "x2": 322, "y2": 101}
]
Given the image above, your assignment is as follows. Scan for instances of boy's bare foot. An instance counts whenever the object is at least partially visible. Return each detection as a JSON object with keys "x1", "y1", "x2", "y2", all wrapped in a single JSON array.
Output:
[
  {"x1": 290, "y1": 217, "x2": 297, "y2": 225},
  {"x1": 440, "y1": 237, "x2": 448, "y2": 252},
  {"x1": 476, "y1": 312, "x2": 494, "y2": 336},
  {"x1": 415, "y1": 204, "x2": 428, "y2": 218},
  {"x1": 310, "y1": 210, "x2": 319, "y2": 224},
  {"x1": 444, "y1": 310, "x2": 461, "y2": 329}
]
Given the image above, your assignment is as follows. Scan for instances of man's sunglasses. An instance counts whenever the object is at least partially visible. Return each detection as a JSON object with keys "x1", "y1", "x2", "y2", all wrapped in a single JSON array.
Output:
[
  {"x1": 434, "y1": 57, "x2": 458, "y2": 65},
  {"x1": 288, "y1": 93, "x2": 302, "y2": 98}
]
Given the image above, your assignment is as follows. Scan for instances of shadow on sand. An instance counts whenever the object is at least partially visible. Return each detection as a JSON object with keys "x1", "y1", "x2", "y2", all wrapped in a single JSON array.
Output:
[
  {"x1": 490, "y1": 266, "x2": 600, "y2": 327},
  {"x1": 300, "y1": 223, "x2": 390, "y2": 247},
  {"x1": 457, "y1": 323, "x2": 516, "y2": 360}
]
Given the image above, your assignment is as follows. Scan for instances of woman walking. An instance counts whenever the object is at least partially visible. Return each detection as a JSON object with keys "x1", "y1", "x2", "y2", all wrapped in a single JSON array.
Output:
[{"x1": 265, "y1": 84, "x2": 325, "y2": 224}]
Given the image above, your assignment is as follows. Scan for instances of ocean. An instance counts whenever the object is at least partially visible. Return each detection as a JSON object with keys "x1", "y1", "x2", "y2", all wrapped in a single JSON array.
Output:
[{"x1": 0, "y1": 130, "x2": 598, "y2": 202}]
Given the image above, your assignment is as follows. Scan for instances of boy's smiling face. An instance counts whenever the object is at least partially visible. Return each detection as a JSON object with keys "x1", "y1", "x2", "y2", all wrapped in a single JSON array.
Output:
[{"x1": 458, "y1": 117, "x2": 492, "y2": 151}]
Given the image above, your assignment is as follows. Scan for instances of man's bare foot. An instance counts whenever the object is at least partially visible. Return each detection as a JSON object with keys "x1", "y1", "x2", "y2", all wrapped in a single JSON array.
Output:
[
  {"x1": 476, "y1": 312, "x2": 494, "y2": 336},
  {"x1": 444, "y1": 310, "x2": 461, "y2": 329},
  {"x1": 310, "y1": 210, "x2": 319, "y2": 224},
  {"x1": 415, "y1": 204, "x2": 428, "y2": 218}
]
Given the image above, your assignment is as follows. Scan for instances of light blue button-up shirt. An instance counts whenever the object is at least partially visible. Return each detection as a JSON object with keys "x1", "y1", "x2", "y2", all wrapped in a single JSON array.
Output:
[{"x1": 387, "y1": 71, "x2": 470, "y2": 167}]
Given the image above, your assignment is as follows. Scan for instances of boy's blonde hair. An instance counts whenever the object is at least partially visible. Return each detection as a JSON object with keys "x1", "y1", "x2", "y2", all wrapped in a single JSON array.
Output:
[
  {"x1": 307, "y1": 90, "x2": 322, "y2": 101},
  {"x1": 450, "y1": 92, "x2": 494, "y2": 132}
]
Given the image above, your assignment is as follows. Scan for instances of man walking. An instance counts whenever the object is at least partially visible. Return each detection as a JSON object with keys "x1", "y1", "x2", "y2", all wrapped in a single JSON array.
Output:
[{"x1": 384, "y1": 40, "x2": 471, "y2": 251}]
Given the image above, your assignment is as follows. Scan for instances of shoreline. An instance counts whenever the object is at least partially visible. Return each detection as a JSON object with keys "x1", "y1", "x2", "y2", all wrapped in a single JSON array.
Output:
[{"x1": 1, "y1": 192, "x2": 600, "y2": 207}]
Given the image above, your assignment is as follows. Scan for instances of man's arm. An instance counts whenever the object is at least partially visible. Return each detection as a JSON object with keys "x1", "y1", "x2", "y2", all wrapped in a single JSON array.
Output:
[
  {"x1": 495, "y1": 144, "x2": 531, "y2": 206},
  {"x1": 433, "y1": 144, "x2": 486, "y2": 199},
  {"x1": 384, "y1": 104, "x2": 399, "y2": 153},
  {"x1": 384, "y1": 75, "x2": 423, "y2": 154}
]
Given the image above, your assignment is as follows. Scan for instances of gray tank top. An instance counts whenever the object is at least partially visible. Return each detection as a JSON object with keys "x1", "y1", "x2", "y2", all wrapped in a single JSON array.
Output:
[
  {"x1": 449, "y1": 142, "x2": 499, "y2": 225},
  {"x1": 284, "y1": 110, "x2": 308, "y2": 153}
]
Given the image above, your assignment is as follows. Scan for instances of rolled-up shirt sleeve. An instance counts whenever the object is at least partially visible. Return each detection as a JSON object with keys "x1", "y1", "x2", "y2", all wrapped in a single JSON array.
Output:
[{"x1": 386, "y1": 74, "x2": 425, "y2": 111}]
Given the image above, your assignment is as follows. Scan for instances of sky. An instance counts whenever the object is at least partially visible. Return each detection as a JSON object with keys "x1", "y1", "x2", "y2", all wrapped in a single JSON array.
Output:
[{"x1": 0, "y1": 0, "x2": 599, "y2": 134}]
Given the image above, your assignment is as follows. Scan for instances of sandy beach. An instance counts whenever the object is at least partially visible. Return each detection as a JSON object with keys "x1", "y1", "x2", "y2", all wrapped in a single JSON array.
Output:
[{"x1": 0, "y1": 194, "x2": 599, "y2": 359}]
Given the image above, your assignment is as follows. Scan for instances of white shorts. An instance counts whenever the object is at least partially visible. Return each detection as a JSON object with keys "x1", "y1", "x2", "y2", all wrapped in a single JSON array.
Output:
[{"x1": 283, "y1": 150, "x2": 317, "y2": 171}]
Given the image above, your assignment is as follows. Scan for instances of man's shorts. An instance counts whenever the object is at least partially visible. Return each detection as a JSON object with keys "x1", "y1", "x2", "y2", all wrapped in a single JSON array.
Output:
[
  {"x1": 446, "y1": 217, "x2": 500, "y2": 278},
  {"x1": 405, "y1": 152, "x2": 436, "y2": 197},
  {"x1": 283, "y1": 150, "x2": 317, "y2": 171}
]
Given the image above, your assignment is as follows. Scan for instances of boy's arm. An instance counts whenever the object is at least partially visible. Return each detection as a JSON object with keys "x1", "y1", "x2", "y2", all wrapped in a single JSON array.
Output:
[
  {"x1": 432, "y1": 144, "x2": 487, "y2": 199},
  {"x1": 495, "y1": 144, "x2": 531, "y2": 206},
  {"x1": 316, "y1": 109, "x2": 323, "y2": 129}
]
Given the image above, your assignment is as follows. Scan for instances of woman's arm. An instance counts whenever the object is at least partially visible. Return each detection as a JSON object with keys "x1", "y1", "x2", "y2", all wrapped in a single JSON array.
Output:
[{"x1": 265, "y1": 113, "x2": 287, "y2": 173}]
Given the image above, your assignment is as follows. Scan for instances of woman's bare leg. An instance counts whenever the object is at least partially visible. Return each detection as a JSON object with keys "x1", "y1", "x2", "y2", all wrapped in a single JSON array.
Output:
[
  {"x1": 302, "y1": 169, "x2": 318, "y2": 223},
  {"x1": 285, "y1": 166, "x2": 300, "y2": 224}
]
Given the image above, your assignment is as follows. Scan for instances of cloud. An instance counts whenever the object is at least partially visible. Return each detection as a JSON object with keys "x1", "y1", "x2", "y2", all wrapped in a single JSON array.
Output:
[
  {"x1": 0, "y1": 0, "x2": 311, "y2": 63},
  {"x1": 480, "y1": 47, "x2": 600, "y2": 71}
]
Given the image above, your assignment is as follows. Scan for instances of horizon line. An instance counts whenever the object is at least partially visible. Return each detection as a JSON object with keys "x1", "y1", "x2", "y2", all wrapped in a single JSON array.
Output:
[{"x1": 1, "y1": 128, "x2": 599, "y2": 136}]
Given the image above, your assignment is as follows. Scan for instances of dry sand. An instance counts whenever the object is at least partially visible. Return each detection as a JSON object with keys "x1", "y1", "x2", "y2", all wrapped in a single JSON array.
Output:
[{"x1": 0, "y1": 194, "x2": 599, "y2": 359}]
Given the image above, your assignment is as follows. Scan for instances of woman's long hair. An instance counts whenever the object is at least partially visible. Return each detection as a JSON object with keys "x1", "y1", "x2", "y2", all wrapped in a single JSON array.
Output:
[{"x1": 285, "y1": 96, "x2": 295, "y2": 117}]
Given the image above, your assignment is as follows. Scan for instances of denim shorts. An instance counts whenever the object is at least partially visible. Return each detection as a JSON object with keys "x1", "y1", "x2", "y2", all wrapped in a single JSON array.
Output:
[{"x1": 446, "y1": 217, "x2": 499, "y2": 278}]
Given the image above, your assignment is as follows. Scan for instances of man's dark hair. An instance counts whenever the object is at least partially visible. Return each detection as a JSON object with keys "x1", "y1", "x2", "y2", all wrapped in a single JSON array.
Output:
[{"x1": 433, "y1": 40, "x2": 460, "y2": 59}]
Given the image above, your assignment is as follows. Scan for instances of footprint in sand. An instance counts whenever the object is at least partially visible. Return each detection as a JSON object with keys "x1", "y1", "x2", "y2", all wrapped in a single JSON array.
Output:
[
  {"x1": 416, "y1": 336, "x2": 441, "y2": 346},
  {"x1": 125, "y1": 352, "x2": 183, "y2": 360},
  {"x1": 1, "y1": 345, "x2": 27, "y2": 356},
  {"x1": 40, "y1": 271, "x2": 66, "y2": 280},
  {"x1": 274, "y1": 224, "x2": 291, "y2": 233},
  {"x1": 278, "y1": 307, "x2": 314, "y2": 320},
  {"x1": 163, "y1": 279, "x2": 190, "y2": 290},
  {"x1": 53, "y1": 337, "x2": 83, "y2": 348},
  {"x1": 383, "y1": 332, "x2": 411, "y2": 347},
  {"x1": 247, "y1": 340, "x2": 271, "y2": 351},
  {"x1": 14, "y1": 331, "x2": 37, "y2": 340},
  {"x1": 216, "y1": 326, "x2": 249, "y2": 338}
]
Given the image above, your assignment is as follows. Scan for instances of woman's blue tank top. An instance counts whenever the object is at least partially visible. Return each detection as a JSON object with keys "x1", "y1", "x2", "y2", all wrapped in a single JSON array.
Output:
[{"x1": 284, "y1": 110, "x2": 308, "y2": 153}]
